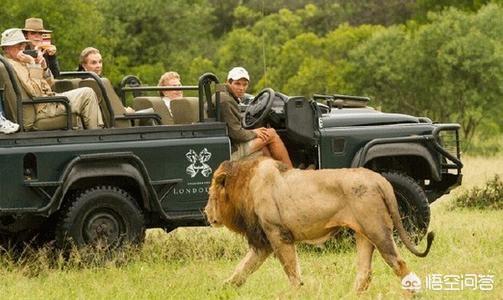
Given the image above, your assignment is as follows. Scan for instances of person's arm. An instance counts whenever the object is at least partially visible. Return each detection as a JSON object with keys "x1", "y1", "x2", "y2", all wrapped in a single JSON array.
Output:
[
  {"x1": 7, "y1": 58, "x2": 40, "y2": 98},
  {"x1": 44, "y1": 53, "x2": 60, "y2": 78},
  {"x1": 220, "y1": 99, "x2": 256, "y2": 143}
]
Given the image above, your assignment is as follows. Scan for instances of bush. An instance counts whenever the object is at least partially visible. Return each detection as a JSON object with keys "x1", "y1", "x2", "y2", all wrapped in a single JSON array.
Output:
[{"x1": 451, "y1": 175, "x2": 503, "y2": 209}]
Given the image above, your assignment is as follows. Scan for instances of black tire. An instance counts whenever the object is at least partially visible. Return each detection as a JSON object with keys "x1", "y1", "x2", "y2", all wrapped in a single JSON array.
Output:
[
  {"x1": 56, "y1": 186, "x2": 145, "y2": 249},
  {"x1": 381, "y1": 171, "x2": 430, "y2": 243},
  {"x1": 0, "y1": 233, "x2": 13, "y2": 250}
]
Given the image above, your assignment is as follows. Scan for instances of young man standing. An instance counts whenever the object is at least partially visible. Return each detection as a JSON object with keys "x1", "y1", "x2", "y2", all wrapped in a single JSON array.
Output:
[{"x1": 220, "y1": 67, "x2": 292, "y2": 168}]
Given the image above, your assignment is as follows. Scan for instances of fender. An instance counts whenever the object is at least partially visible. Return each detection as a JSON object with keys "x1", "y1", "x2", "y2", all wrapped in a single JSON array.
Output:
[
  {"x1": 351, "y1": 143, "x2": 441, "y2": 181},
  {"x1": 49, "y1": 152, "x2": 154, "y2": 215},
  {"x1": 60, "y1": 161, "x2": 148, "y2": 207}
]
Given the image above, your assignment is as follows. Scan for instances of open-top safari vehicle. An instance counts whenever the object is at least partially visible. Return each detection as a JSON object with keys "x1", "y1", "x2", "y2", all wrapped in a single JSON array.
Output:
[{"x1": 0, "y1": 56, "x2": 462, "y2": 248}]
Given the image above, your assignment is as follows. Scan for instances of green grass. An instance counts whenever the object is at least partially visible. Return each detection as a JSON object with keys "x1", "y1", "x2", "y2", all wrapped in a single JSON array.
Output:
[{"x1": 0, "y1": 156, "x2": 502, "y2": 299}]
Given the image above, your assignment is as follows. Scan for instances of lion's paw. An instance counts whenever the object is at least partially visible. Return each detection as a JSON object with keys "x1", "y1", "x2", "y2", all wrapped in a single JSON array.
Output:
[{"x1": 224, "y1": 276, "x2": 245, "y2": 287}]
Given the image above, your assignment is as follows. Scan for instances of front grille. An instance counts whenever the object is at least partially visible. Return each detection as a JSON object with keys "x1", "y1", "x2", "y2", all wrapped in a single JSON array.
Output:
[{"x1": 438, "y1": 129, "x2": 459, "y2": 158}]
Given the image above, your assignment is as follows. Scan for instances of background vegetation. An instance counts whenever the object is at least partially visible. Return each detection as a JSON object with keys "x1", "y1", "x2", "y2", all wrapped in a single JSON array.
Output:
[
  {"x1": 0, "y1": 0, "x2": 501, "y2": 152},
  {"x1": 451, "y1": 174, "x2": 502, "y2": 209},
  {"x1": 0, "y1": 155, "x2": 501, "y2": 299}
]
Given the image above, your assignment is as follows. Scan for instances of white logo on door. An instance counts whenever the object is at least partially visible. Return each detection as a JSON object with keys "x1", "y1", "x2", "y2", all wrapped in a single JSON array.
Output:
[{"x1": 185, "y1": 148, "x2": 212, "y2": 178}]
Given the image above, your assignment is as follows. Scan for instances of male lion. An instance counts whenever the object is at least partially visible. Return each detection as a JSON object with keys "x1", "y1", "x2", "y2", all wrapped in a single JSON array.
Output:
[{"x1": 205, "y1": 158, "x2": 434, "y2": 291}]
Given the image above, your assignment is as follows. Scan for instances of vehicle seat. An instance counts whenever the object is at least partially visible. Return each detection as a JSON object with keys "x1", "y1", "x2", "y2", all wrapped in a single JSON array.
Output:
[
  {"x1": 80, "y1": 78, "x2": 163, "y2": 128},
  {"x1": 171, "y1": 97, "x2": 200, "y2": 124},
  {"x1": 0, "y1": 56, "x2": 76, "y2": 131},
  {"x1": 54, "y1": 78, "x2": 81, "y2": 93},
  {"x1": 133, "y1": 96, "x2": 173, "y2": 125},
  {"x1": 79, "y1": 78, "x2": 123, "y2": 127}
]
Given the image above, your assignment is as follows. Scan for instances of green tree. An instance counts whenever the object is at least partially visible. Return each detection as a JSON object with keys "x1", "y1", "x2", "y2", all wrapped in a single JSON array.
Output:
[
  {"x1": 216, "y1": 7, "x2": 305, "y2": 92},
  {"x1": 346, "y1": 26, "x2": 416, "y2": 112},
  {"x1": 335, "y1": 0, "x2": 416, "y2": 26},
  {"x1": 347, "y1": 4, "x2": 503, "y2": 144},
  {"x1": 100, "y1": 0, "x2": 215, "y2": 84},
  {"x1": 0, "y1": 0, "x2": 114, "y2": 72},
  {"x1": 414, "y1": 0, "x2": 494, "y2": 21}
]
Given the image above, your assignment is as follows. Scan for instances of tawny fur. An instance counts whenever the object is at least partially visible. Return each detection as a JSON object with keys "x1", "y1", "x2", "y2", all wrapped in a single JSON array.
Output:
[{"x1": 205, "y1": 157, "x2": 434, "y2": 291}]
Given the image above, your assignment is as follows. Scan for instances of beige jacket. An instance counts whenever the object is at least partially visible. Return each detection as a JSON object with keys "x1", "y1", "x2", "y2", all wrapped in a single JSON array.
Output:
[{"x1": 6, "y1": 57, "x2": 55, "y2": 113}]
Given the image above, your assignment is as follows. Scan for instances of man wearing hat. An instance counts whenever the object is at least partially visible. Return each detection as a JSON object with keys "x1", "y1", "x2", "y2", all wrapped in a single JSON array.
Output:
[
  {"x1": 1, "y1": 28, "x2": 103, "y2": 129},
  {"x1": 23, "y1": 17, "x2": 59, "y2": 77},
  {"x1": 219, "y1": 66, "x2": 292, "y2": 168}
]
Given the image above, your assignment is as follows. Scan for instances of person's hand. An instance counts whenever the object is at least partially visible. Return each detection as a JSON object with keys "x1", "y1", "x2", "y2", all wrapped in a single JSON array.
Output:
[
  {"x1": 41, "y1": 45, "x2": 57, "y2": 56},
  {"x1": 16, "y1": 51, "x2": 35, "y2": 64},
  {"x1": 34, "y1": 51, "x2": 48, "y2": 69},
  {"x1": 253, "y1": 127, "x2": 270, "y2": 141}
]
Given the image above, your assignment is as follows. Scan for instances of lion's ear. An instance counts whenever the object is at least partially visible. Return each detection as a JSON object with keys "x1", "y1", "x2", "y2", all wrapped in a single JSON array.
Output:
[
  {"x1": 214, "y1": 161, "x2": 232, "y2": 186},
  {"x1": 214, "y1": 172, "x2": 227, "y2": 186}
]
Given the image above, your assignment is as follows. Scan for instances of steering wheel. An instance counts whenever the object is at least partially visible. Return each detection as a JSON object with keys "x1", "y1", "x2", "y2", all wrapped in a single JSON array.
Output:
[{"x1": 242, "y1": 88, "x2": 275, "y2": 129}]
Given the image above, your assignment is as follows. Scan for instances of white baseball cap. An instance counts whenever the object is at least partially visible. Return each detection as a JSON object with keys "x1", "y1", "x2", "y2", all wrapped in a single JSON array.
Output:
[
  {"x1": 227, "y1": 67, "x2": 249, "y2": 81},
  {"x1": 1, "y1": 28, "x2": 30, "y2": 47}
]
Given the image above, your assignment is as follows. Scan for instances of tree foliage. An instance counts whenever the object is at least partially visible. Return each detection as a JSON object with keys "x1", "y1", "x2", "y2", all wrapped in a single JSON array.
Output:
[{"x1": 0, "y1": 0, "x2": 501, "y2": 151}]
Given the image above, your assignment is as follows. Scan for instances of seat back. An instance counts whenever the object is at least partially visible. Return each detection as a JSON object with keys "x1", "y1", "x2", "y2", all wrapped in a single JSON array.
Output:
[
  {"x1": 133, "y1": 96, "x2": 173, "y2": 125},
  {"x1": 54, "y1": 78, "x2": 81, "y2": 93},
  {"x1": 171, "y1": 97, "x2": 200, "y2": 124},
  {"x1": 101, "y1": 78, "x2": 132, "y2": 128},
  {"x1": 78, "y1": 77, "x2": 129, "y2": 128},
  {"x1": 80, "y1": 77, "x2": 166, "y2": 128}
]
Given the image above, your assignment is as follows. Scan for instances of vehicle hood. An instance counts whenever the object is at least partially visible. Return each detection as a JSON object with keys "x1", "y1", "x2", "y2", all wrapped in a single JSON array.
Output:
[{"x1": 320, "y1": 108, "x2": 420, "y2": 127}]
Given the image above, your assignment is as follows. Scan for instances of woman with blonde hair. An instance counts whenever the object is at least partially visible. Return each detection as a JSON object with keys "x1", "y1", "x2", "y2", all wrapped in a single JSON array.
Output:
[{"x1": 158, "y1": 71, "x2": 183, "y2": 99}]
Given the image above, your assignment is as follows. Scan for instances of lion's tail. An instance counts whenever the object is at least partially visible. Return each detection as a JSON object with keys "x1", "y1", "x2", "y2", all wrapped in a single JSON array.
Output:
[{"x1": 378, "y1": 177, "x2": 434, "y2": 258}]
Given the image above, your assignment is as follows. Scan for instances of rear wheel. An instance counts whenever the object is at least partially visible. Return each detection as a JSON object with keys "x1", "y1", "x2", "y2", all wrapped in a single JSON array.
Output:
[
  {"x1": 56, "y1": 186, "x2": 145, "y2": 249},
  {"x1": 381, "y1": 171, "x2": 430, "y2": 243}
]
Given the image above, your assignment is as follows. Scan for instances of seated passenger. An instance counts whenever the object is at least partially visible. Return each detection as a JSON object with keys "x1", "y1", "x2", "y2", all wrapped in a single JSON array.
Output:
[
  {"x1": 158, "y1": 71, "x2": 183, "y2": 119},
  {"x1": 78, "y1": 47, "x2": 102, "y2": 75},
  {"x1": 1, "y1": 29, "x2": 103, "y2": 129},
  {"x1": 220, "y1": 67, "x2": 292, "y2": 168},
  {"x1": 22, "y1": 18, "x2": 60, "y2": 77},
  {"x1": 78, "y1": 47, "x2": 138, "y2": 114}
]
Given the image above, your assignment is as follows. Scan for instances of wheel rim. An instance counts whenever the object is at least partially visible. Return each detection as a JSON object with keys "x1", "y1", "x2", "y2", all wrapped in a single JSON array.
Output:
[{"x1": 83, "y1": 208, "x2": 126, "y2": 246}]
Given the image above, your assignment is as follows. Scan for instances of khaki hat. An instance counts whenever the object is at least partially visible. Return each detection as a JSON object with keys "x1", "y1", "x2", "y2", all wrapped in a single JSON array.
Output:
[
  {"x1": 1, "y1": 28, "x2": 31, "y2": 47},
  {"x1": 23, "y1": 18, "x2": 52, "y2": 33},
  {"x1": 227, "y1": 67, "x2": 250, "y2": 81}
]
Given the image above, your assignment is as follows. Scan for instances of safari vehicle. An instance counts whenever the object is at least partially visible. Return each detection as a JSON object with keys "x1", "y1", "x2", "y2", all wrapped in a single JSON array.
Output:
[{"x1": 0, "y1": 55, "x2": 462, "y2": 248}]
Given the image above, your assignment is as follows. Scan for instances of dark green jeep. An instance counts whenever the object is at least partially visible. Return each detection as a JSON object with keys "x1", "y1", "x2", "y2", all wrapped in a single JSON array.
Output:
[{"x1": 0, "y1": 57, "x2": 462, "y2": 248}]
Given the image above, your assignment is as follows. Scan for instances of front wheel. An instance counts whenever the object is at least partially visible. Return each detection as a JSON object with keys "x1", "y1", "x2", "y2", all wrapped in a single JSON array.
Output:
[
  {"x1": 381, "y1": 171, "x2": 430, "y2": 243},
  {"x1": 56, "y1": 186, "x2": 145, "y2": 249}
]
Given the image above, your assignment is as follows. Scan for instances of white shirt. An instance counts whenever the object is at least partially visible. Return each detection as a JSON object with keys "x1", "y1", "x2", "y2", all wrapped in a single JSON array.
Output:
[{"x1": 162, "y1": 97, "x2": 173, "y2": 116}]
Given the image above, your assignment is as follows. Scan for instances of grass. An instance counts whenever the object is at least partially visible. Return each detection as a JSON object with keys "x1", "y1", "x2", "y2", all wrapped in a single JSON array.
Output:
[{"x1": 0, "y1": 156, "x2": 502, "y2": 299}]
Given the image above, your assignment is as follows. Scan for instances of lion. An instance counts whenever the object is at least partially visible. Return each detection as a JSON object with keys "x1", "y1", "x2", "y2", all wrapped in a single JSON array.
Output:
[{"x1": 204, "y1": 157, "x2": 434, "y2": 291}]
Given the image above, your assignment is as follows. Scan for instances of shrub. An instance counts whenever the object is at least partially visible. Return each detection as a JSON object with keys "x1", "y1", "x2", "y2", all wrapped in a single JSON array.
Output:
[{"x1": 451, "y1": 175, "x2": 503, "y2": 209}]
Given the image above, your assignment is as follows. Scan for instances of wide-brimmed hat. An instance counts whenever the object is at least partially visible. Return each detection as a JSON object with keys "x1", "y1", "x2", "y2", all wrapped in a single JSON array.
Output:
[
  {"x1": 227, "y1": 67, "x2": 249, "y2": 81},
  {"x1": 1, "y1": 28, "x2": 31, "y2": 47},
  {"x1": 23, "y1": 18, "x2": 52, "y2": 33}
]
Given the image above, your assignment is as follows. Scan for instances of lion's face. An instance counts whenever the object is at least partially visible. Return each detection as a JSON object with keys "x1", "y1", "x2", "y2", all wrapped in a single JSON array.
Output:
[{"x1": 205, "y1": 161, "x2": 230, "y2": 227}]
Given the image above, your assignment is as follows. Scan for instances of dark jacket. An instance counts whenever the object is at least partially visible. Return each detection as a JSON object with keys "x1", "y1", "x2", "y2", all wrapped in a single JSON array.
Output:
[
  {"x1": 219, "y1": 85, "x2": 256, "y2": 150},
  {"x1": 44, "y1": 53, "x2": 60, "y2": 78}
]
